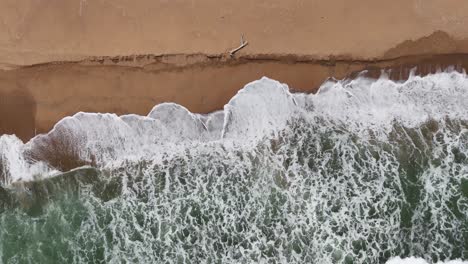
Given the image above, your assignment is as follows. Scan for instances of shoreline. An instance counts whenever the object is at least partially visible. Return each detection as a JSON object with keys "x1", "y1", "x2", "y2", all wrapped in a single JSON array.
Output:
[
  {"x1": 1, "y1": 52, "x2": 468, "y2": 142},
  {"x1": 3, "y1": 0, "x2": 468, "y2": 143}
]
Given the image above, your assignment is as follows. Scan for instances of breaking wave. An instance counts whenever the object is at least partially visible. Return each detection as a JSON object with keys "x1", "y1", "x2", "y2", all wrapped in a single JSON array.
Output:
[{"x1": 0, "y1": 70, "x2": 467, "y2": 263}]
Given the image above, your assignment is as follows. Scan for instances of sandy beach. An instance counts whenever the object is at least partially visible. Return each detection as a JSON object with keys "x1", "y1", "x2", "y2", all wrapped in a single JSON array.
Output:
[
  {"x1": 1, "y1": 0, "x2": 468, "y2": 141},
  {"x1": 1, "y1": 2, "x2": 468, "y2": 262}
]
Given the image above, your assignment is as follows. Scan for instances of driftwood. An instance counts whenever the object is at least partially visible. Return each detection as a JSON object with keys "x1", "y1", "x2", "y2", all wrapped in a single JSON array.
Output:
[{"x1": 230, "y1": 34, "x2": 248, "y2": 57}]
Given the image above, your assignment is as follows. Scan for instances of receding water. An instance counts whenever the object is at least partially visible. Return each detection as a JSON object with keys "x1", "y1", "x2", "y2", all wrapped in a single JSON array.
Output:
[{"x1": 0, "y1": 72, "x2": 467, "y2": 263}]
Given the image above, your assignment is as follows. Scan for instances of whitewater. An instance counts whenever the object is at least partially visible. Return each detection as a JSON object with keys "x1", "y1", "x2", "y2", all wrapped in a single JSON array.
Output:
[{"x1": 0, "y1": 70, "x2": 467, "y2": 263}]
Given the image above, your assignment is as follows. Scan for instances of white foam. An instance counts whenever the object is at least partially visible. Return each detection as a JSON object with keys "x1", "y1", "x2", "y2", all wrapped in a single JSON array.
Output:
[
  {"x1": 310, "y1": 71, "x2": 468, "y2": 135},
  {"x1": 147, "y1": 103, "x2": 208, "y2": 141},
  {"x1": 0, "y1": 135, "x2": 53, "y2": 184},
  {"x1": 386, "y1": 257, "x2": 468, "y2": 264},
  {"x1": 222, "y1": 77, "x2": 298, "y2": 139}
]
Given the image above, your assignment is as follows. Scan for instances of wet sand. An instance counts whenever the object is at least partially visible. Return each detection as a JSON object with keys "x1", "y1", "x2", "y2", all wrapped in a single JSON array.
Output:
[{"x1": 2, "y1": 51, "x2": 468, "y2": 142}]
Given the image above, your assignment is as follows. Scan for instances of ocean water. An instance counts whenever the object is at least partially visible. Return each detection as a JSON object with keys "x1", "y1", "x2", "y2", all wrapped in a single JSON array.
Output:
[{"x1": 0, "y1": 71, "x2": 467, "y2": 263}]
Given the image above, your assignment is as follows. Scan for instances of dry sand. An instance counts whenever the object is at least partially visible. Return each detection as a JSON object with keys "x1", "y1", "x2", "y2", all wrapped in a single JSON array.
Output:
[
  {"x1": 1, "y1": 0, "x2": 468, "y2": 141},
  {"x1": 2, "y1": 0, "x2": 468, "y2": 65}
]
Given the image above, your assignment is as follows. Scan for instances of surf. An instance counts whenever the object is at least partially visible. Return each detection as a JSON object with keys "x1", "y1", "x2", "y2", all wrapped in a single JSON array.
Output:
[{"x1": 0, "y1": 70, "x2": 467, "y2": 263}]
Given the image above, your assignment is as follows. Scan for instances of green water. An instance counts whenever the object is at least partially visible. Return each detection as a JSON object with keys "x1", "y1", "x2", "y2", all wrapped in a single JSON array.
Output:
[{"x1": 0, "y1": 118, "x2": 467, "y2": 263}]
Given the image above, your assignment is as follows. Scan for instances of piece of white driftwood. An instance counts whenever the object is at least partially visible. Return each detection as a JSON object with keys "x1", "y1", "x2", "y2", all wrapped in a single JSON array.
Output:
[{"x1": 230, "y1": 35, "x2": 248, "y2": 57}]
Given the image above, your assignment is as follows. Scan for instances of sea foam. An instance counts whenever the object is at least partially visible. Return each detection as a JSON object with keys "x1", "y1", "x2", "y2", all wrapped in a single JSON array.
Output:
[{"x1": 386, "y1": 257, "x2": 468, "y2": 264}]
